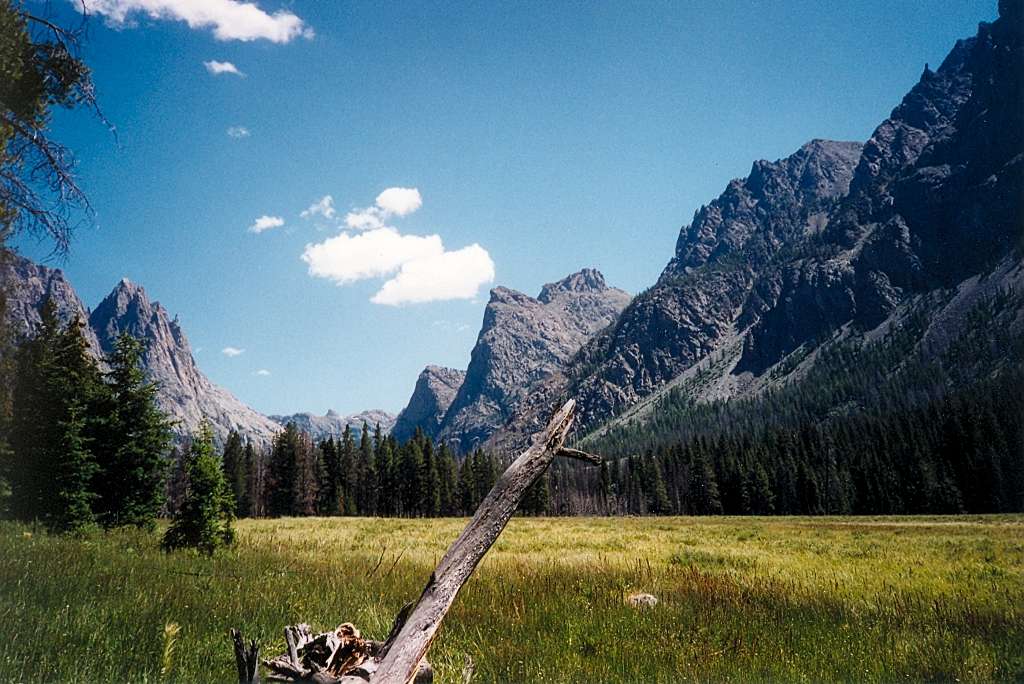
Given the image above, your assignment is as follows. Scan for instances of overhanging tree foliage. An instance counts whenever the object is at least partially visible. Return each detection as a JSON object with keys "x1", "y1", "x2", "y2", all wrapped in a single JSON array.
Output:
[{"x1": 0, "y1": 0, "x2": 107, "y2": 254}]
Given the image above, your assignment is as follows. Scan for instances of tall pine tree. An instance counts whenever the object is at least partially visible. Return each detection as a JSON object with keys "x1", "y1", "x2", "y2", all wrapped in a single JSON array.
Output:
[
  {"x1": 95, "y1": 332, "x2": 172, "y2": 529},
  {"x1": 162, "y1": 422, "x2": 235, "y2": 554}
]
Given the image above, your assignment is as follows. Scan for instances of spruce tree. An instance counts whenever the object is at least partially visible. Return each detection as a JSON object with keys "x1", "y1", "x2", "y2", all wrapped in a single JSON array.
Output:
[
  {"x1": 359, "y1": 423, "x2": 377, "y2": 516},
  {"x1": 401, "y1": 439, "x2": 424, "y2": 516},
  {"x1": 221, "y1": 430, "x2": 246, "y2": 516},
  {"x1": 9, "y1": 305, "x2": 104, "y2": 532},
  {"x1": 437, "y1": 443, "x2": 458, "y2": 515},
  {"x1": 317, "y1": 438, "x2": 340, "y2": 515},
  {"x1": 339, "y1": 425, "x2": 356, "y2": 515},
  {"x1": 162, "y1": 422, "x2": 235, "y2": 554},
  {"x1": 421, "y1": 436, "x2": 441, "y2": 516},
  {"x1": 239, "y1": 442, "x2": 255, "y2": 517},
  {"x1": 376, "y1": 436, "x2": 396, "y2": 516},
  {"x1": 472, "y1": 450, "x2": 498, "y2": 503},
  {"x1": 293, "y1": 430, "x2": 319, "y2": 516},
  {"x1": 267, "y1": 424, "x2": 299, "y2": 517},
  {"x1": 457, "y1": 454, "x2": 476, "y2": 514},
  {"x1": 95, "y1": 332, "x2": 172, "y2": 529}
]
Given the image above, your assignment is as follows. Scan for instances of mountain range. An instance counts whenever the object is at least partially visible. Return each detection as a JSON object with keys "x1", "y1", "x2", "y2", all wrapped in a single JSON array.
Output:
[
  {"x1": 484, "y1": 0, "x2": 1023, "y2": 453},
  {"x1": 0, "y1": 259, "x2": 395, "y2": 446},
  {"x1": 2, "y1": 2, "x2": 1021, "y2": 460}
]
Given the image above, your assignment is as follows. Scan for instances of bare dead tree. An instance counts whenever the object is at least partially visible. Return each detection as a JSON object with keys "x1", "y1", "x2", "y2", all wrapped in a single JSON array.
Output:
[{"x1": 230, "y1": 399, "x2": 602, "y2": 684}]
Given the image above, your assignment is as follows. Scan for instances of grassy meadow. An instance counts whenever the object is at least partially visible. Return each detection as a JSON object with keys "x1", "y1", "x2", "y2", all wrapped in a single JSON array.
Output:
[{"x1": 1, "y1": 515, "x2": 1022, "y2": 682}]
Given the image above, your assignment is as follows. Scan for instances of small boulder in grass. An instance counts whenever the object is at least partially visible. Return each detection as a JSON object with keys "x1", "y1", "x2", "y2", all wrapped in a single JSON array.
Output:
[{"x1": 626, "y1": 593, "x2": 658, "y2": 608}]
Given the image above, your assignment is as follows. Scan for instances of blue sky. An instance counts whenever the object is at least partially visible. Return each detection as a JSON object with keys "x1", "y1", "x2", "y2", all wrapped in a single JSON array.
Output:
[{"x1": 15, "y1": 0, "x2": 996, "y2": 416}]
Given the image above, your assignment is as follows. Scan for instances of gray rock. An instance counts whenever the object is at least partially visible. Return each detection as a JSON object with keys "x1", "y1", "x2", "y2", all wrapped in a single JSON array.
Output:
[
  {"x1": 89, "y1": 278, "x2": 282, "y2": 446},
  {"x1": 391, "y1": 365, "x2": 466, "y2": 443},
  {"x1": 1, "y1": 258, "x2": 283, "y2": 447},
  {"x1": 492, "y1": 4, "x2": 1023, "y2": 447},
  {"x1": 437, "y1": 269, "x2": 630, "y2": 452},
  {"x1": 0, "y1": 252, "x2": 101, "y2": 355}
]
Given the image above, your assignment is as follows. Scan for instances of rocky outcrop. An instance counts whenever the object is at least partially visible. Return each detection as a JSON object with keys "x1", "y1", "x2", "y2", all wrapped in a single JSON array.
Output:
[
  {"x1": 566, "y1": 139, "x2": 862, "y2": 429},
  {"x1": 270, "y1": 409, "x2": 396, "y2": 442},
  {"x1": 492, "y1": 2, "x2": 1023, "y2": 449},
  {"x1": 0, "y1": 252, "x2": 100, "y2": 354},
  {"x1": 89, "y1": 279, "x2": 282, "y2": 446},
  {"x1": 391, "y1": 365, "x2": 466, "y2": 443},
  {"x1": 437, "y1": 269, "x2": 629, "y2": 452},
  {"x1": 740, "y1": 2, "x2": 1023, "y2": 371}
]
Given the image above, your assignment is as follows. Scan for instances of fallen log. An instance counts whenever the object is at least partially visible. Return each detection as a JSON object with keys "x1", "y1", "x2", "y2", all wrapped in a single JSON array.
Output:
[{"x1": 230, "y1": 398, "x2": 598, "y2": 684}]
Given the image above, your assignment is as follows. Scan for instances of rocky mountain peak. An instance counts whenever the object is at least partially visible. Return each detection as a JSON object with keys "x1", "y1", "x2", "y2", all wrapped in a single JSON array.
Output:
[
  {"x1": 538, "y1": 268, "x2": 609, "y2": 303},
  {"x1": 391, "y1": 365, "x2": 467, "y2": 443},
  {"x1": 1, "y1": 252, "x2": 100, "y2": 354},
  {"x1": 667, "y1": 138, "x2": 862, "y2": 275},
  {"x1": 435, "y1": 271, "x2": 630, "y2": 452},
  {"x1": 489, "y1": 5, "x2": 1023, "y2": 450},
  {"x1": 90, "y1": 279, "x2": 174, "y2": 356},
  {"x1": 269, "y1": 409, "x2": 397, "y2": 442}
]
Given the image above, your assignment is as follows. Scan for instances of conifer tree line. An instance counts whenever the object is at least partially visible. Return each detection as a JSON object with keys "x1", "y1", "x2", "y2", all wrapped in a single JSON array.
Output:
[
  {"x1": 545, "y1": 368, "x2": 1023, "y2": 515},
  {"x1": 0, "y1": 301, "x2": 173, "y2": 533},
  {"x1": 557, "y1": 291, "x2": 1024, "y2": 516},
  {"x1": 205, "y1": 423, "x2": 506, "y2": 519},
  {"x1": 3, "y1": 290, "x2": 1020, "y2": 525}
]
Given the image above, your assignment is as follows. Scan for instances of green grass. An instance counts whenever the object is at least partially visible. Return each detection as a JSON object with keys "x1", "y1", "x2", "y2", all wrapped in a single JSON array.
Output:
[{"x1": 1, "y1": 516, "x2": 1022, "y2": 682}]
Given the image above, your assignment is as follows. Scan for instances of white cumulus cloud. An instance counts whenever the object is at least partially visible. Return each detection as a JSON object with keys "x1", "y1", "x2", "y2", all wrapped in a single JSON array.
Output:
[
  {"x1": 204, "y1": 60, "x2": 244, "y2": 76},
  {"x1": 255, "y1": 369, "x2": 271, "y2": 376},
  {"x1": 375, "y1": 187, "x2": 422, "y2": 216},
  {"x1": 301, "y1": 195, "x2": 336, "y2": 220},
  {"x1": 80, "y1": 0, "x2": 314, "y2": 43},
  {"x1": 222, "y1": 346, "x2": 245, "y2": 357},
  {"x1": 302, "y1": 189, "x2": 495, "y2": 305},
  {"x1": 227, "y1": 125, "x2": 250, "y2": 138},
  {"x1": 302, "y1": 228, "x2": 442, "y2": 285},
  {"x1": 344, "y1": 186, "x2": 423, "y2": 231},
  {"x1": 371, "y1": 244, "x2": 495, "y2": 306},
  {"x1": 249, "y1": 215, "x2": 284, "y2": 233}
]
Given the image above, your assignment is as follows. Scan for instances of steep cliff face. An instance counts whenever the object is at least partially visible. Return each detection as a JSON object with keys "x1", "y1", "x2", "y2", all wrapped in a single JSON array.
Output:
[
  {"x1": 436, "y1": 269, "x2": 630, "y2": 452},
  {"x1": 1, "y1": 258, "x2": 282, "y2": 445},
  {"x1": 88, "y1": 279, "x2": 282, "y2": 446},
  {"x1": 567, "y1": 140, "x2": 862, "y2": 428},
  {"x1": 0, "y1": 252, "x2": 100, "y2": 354},
  {"x1": 492, "y1": 3, "x2": 1023, "y2": 450},
  {"x1": 739, "y1": 3, "x2": 1023, "y2": 371},
  {"x1": 391, "y1": 365, "x2": 466, "y2": 443},
  {"x1": 270, "y1": 409, "x2": 396, "y2": 442}
]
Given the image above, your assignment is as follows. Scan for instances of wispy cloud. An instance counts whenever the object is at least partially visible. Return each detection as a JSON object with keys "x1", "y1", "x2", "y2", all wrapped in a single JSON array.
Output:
[
  {"x1": 255, "y1": 369, "x2": 271, "y2": 376},
  {"x1": 204, "y1": 60, "x2": 244, "y2": 76},
  {"x1": 222, "y1": 346, "x2": 245, "y2": 357},
  {"x1": 81, "y1": 0, "x2": 314, "y2": 43},
  {"x1": 300, "y1": 195, "x2": 336, "y2": 220},
  {"x1": 227, "y1": 125, "x2": 250, "y2": 138},
  {"x1": 302, "y1": 189, "x2": 495, "y2": 306},
  {"x1": 249, "y1": 215, "x2": 284, "y2": 233}
]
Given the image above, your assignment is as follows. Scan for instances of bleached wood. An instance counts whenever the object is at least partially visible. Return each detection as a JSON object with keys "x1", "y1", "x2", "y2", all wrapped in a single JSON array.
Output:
[{"x1": 372, "y1": 399, "x2": 581, "y2": 684}]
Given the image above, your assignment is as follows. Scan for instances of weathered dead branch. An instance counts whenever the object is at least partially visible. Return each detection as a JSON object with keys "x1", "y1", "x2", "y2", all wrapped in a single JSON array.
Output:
[{"x1": 230, "y1": 398, "x2": 596, "y2": 684}]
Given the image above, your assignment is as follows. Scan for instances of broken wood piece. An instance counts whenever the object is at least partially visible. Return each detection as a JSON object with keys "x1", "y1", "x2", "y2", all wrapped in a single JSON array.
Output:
[
  {"x1": 231, "y1": 628, "x2": 260, "y2": 684},
  {"x1": 556, "y1": 446, "x2": 603, "y2": 465},
  {"x1": 229, "y1": 400, "x2": 596, "y2": 684},
  {"x1": 373, "y1": 399, "x2": 593, "y2": 684}
]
